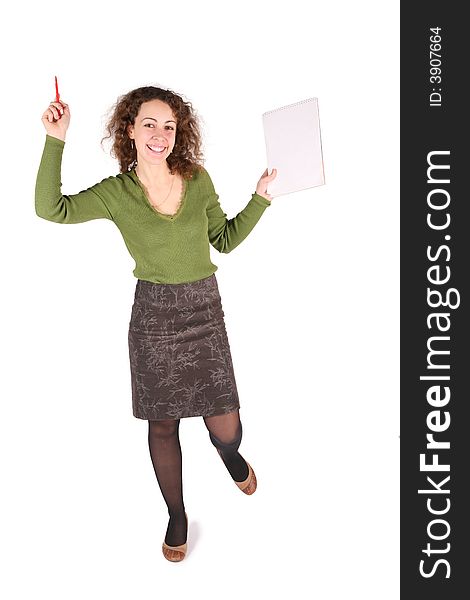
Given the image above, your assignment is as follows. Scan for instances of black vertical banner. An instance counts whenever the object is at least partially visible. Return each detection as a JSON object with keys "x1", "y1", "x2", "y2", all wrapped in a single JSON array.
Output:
[{"x1": 401, "y1": 3, "x2": 468, "y2": 598}]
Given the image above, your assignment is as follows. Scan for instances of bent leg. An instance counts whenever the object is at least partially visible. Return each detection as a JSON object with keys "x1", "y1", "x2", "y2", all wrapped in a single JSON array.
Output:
[
  {"x1": 203, "y1": 409, "x2": 250, "y2": 482},
  {"x1": 148, "y1": 419, "x2": 187, "y2": 546}
]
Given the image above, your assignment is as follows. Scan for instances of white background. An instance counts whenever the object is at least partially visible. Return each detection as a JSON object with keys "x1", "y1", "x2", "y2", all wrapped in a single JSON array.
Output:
[{"x1": 1, "y1": 1, "x2": 399, "y2": 598}]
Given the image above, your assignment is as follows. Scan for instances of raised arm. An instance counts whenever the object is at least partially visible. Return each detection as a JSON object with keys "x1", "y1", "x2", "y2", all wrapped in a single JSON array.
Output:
[
  {"x1": 205, "y1": 169, "x2": 274, "y2": 253},
  {"x1": 35, "y1": 99, "x2": 118, "y2": 224}
]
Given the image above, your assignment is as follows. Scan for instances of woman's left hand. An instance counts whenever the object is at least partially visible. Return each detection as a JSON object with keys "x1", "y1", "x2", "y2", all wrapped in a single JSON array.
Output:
[{"x1": 255, "y1": 168, "x2": 277, "y2": 202}]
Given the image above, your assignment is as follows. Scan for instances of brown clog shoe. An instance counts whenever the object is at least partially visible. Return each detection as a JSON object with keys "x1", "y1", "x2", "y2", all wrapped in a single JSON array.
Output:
[
  {"x1": 162, "y1": 513, "x2": 188, "y2": 562},
  {"x1": 235, "y1": 461, "x2": 257, "y2": 495},
  {"x1": 216, "y1": 450, "x2": 257, "y2": 495}
]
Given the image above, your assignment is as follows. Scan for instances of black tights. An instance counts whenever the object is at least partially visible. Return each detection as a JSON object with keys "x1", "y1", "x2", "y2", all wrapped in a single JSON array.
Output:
[{"x1": 147, "y1": 409, "x2": 249, "y2": 547}]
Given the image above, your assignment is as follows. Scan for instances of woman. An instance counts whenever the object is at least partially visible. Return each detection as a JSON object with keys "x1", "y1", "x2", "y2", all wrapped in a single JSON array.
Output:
[{"x1": 36, "y1": 85, "x2": 276, "y2": 562}]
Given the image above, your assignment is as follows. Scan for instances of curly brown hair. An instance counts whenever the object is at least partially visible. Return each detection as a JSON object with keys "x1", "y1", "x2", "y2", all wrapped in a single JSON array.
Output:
[{"x1": 100, "y1": 86, "x2": 204, "y2": 179}]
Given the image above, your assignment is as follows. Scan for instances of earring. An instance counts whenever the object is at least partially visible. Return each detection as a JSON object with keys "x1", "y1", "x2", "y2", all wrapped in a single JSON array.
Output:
[{"x1": 131, "y1": 139, "x2": 135, "y2": 151}]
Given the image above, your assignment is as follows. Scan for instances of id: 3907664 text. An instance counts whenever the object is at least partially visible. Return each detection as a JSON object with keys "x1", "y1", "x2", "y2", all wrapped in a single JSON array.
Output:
[{"x1": 429, "y1": 27, "x2": 443, "y2": 108}]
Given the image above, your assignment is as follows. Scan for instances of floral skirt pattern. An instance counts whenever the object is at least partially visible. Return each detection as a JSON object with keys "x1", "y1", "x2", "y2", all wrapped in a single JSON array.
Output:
[{"x1": 128, "y1": 274, "x2": 240, "y2": 420}]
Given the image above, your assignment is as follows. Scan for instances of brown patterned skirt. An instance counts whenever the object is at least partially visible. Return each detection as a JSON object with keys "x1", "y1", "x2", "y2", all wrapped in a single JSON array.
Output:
[{"x1": 128, "y1": 274, "x2": 240, "y2": 420}]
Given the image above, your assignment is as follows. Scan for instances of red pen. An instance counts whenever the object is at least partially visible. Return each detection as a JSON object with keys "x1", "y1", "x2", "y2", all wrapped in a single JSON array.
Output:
[
  {"x1": 55, "y1": 75, "x2": 60, "y2": 103},
  {"x1": 54, "y1": 75, "x2": 62, "y2": 121}
]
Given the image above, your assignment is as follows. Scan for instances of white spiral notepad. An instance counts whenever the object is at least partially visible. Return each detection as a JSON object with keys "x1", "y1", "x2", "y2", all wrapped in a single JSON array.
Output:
[{"x1": 262, "y1": 98, "x2": 325, "y2": 196}]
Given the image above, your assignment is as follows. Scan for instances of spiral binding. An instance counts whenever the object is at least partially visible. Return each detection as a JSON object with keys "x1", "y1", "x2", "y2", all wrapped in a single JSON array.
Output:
[{"x1": 262, "y1": 97, "x2": 317, "y2": 118}]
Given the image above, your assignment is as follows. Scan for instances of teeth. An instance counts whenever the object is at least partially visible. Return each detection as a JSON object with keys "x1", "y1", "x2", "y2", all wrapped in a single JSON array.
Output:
[{"x1": 148, "y1": 145, "x2": 165, "y2": 153}]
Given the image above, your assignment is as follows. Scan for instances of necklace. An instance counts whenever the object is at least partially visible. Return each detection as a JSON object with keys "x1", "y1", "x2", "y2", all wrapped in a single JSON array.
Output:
[
  {"x1": 153, "y1": 176, "x2": 175, "y2": 209},
  {"x1": 137, "y1": 170, "x2": 176, "y2": 209}
]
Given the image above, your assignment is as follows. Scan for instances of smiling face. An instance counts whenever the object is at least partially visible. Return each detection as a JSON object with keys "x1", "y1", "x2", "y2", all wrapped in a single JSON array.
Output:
[{"x1": 127, "y1": 99, "x2": 177, "y2": 167}]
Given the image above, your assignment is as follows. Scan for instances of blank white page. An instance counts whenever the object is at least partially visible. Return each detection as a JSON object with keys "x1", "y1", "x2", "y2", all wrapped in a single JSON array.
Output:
[{"x1": 262, "y1": 98, "x2": 325, "y2": 196}]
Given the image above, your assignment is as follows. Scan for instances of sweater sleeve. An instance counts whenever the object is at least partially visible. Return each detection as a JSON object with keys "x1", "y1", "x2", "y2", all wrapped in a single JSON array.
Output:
[
  {"x1": 205, "y1": 169, "x2": 271, "y2": 253},
  {"x1": 35, "y1": 135, "x2": 120, "y2": 224}
]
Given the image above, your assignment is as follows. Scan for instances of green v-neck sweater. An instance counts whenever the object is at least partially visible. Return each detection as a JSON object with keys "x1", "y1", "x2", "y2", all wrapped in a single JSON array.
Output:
[{"x1": 35, "y1": 135, "x2": 271, "y2": 284}]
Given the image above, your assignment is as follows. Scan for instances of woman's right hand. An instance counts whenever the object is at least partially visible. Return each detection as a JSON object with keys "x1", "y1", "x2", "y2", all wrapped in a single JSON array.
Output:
[{"x1": 41, "y1": 100, "x2": 70, "y2": 141}]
